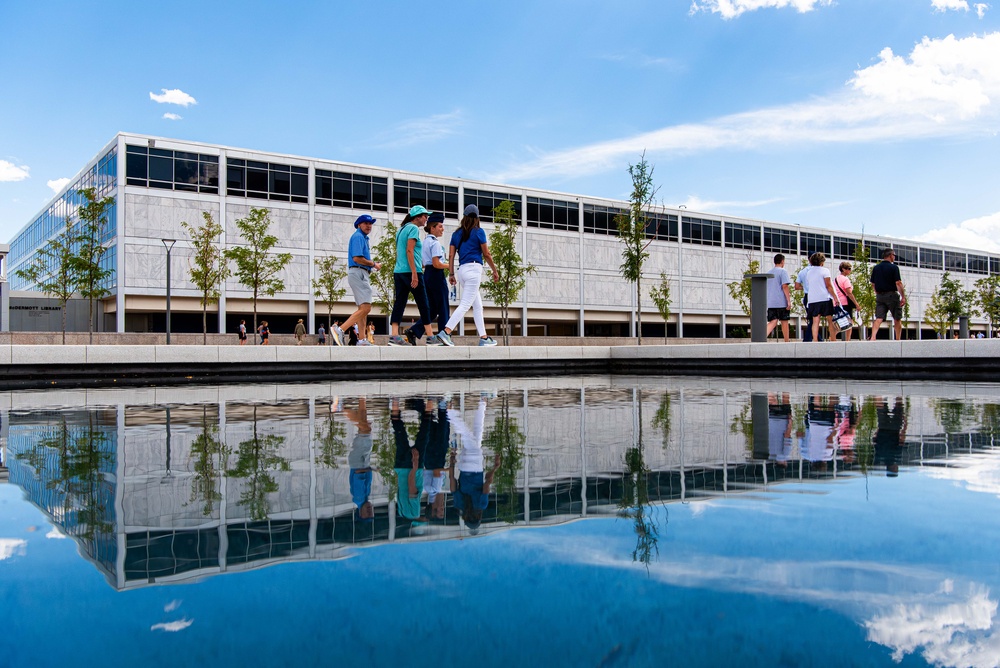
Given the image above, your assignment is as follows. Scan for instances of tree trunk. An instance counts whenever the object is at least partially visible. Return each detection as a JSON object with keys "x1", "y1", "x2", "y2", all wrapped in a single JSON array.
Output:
[
  {"x1": 636, "y1": 278, "x2": 642, "y2": 345},
  {"x1": 61, "y1": 304, "x2": 67, "y2": 345},
  {"x1": 88, "y1": 297, "x2": 95, "y2": 344},
  {"x1": 203, "y1": 301, "x2": 208, "y2": 345}
]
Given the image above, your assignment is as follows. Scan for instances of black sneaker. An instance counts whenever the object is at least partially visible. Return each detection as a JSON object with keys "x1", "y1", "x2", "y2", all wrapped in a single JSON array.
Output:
[{"x1": 404, "y1": 330, "x2": 417, "y2": 346}]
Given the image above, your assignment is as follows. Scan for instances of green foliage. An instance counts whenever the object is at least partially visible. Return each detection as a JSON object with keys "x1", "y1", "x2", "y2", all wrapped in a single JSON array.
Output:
[
  {"x1": 652, "y1": 391, "x2": 673, "y2": 450},
  {"x1": 73, "y1": 188, "x2": 115, "y2": 342},
  {"x1": 852, "y1": 242, "x2": 877, "y2": 332},
  {"x1": 974, "y1": 274, "x2": 1000, "y2": 336},
  {"x1": 372, "y1": 405, "x2": 398, "y2": 502},
  {"x1": 726, "y1": 254, "x2": 760, "y2": 318},
  {"x1": 853, "y1": 396, "x2": 879, "y2": 475},
  {"x1": 616, "y1": 154, "x2": 658, "y2": 345},
  {"x1": 790, "y1": 259, "x2": 810, "y2": 320},
  {"x1": 313, "y1": 255, "x2": 348, "y2": 332},
  {"x1": 369, "y1": 219, "x2": 399, "y2": 322},
  {"x1": 315, "y1": 412, "x2": 348, "y2": 469},
  {"x1": 182, "y1": 212, "x2": 229, "y2": 344},
  {"x1": 483, "y1": 394, "x2": 527, "y2": 524},
  {"x1": 926, "y1": 272, "x2": 976, "y2": 337},
  {"x1": 188, "y1": 407, "x2": 227, "y2": 516},
  {"x1": 923, "y1": 289, "x2": 952, "y2": 338},
  {"x1": 226, "y1": 407, "x2": 290, "y2": 521},
  {"x1": 482, "y1": 200, "x2": 535, "y2": 345},
  {"x1": 14, "y1": 216, "x2": 78, "y2": 344},
  {"x1": 224, "y1": 207, "x2": 293, "y2": 334},
  {"x1": 649, "y1": 273, "x2": 672, "y2": 343}
]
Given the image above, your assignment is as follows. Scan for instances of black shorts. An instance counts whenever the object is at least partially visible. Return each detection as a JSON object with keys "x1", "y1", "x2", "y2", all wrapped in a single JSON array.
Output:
[
  {"x1": 767, "y1": 308, "x2": 791, "y2": 322},
  {"x1": 806, "y1": 300, "x2": 834, "y2": 318},
  {"x1": 238, "y1": 332, "x2": 247, "y2": 340},
  {"x1": 875, "y1": 292, "x2": 901, "y2": 320}
]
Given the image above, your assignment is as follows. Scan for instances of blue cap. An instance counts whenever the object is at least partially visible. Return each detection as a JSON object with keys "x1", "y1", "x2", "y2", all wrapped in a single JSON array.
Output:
[
  {"x1": 428, "y1": 212, "x2": 445, "y2": 224},
  {"x1": 408, "y1": 205, "x2": 432, "y2": 217},
  {"x1": 354, "y1": 214, "x2": 376, "y2": 229},
  {"x1": 463, "y1": 204, "x2": 480, "y2": 217}
]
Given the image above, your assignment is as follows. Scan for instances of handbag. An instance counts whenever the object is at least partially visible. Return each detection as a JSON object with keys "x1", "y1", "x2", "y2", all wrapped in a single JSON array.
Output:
[{"x1": 833, "y1": 306, "x2": 853, "y2": 331}]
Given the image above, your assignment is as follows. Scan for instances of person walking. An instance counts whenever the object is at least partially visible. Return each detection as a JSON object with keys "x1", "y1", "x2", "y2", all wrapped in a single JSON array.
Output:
[
  {"x1": 795, "y1": 257, "x2": 824, "y2": 342},
  {"x1": 334, "y1": 214, "x2": 381, "y2": 347},
  {"x1": 317, "y1": 323, "x2": 326, "y2": 345},
  {"x1": 765, "y1": 253, "x2": 792, "y2": 342},
  {"x1": 294, "y1": 318, "x2": 306, "y2": 345},
  {"x1": 259, "y1": 321, "x2": 270, "y2": 345},
  {"x1": 869, "y1": 248, "x2": 907, "y2": 341},
  {"x1": 833, "y1": 262, "x2": 861, "y2": 342},
  {"x1": 403, "y1": 212, "x2": 450, "y2": 345},
  {"x1": 803, "y1": 253, "x2": 839, "y2": 343},
  {"x1": 436, "y1": 204, "x2": 500, "y2": 347},
  {"x1": 388, "y1": 205, "x2": 442, "y2": 346},
  {"x1": 238, "y1": 320, "x2": 247, "y2": 345}
]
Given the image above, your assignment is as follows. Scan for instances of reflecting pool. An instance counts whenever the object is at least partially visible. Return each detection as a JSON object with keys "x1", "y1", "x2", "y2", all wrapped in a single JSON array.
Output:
[{"x1": 2, "y1": 376, "x2": 1000, "y2": 667}]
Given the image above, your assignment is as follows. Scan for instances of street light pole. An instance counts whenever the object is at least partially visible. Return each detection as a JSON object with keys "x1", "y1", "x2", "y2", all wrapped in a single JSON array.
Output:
[{"x1": 162, "y1": 239, "x2": 176, "y2": 344}]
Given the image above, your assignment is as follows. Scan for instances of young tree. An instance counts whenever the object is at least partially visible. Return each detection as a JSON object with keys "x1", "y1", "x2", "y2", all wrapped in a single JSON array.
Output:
[
  {"x1": 181, "y1": 212, "x2": 229, "y2": 344},
  {"x1": 482, "y1": 200, "x2": 535, "y2": 345},
  {"x1": 934, "y1": 271, "x2": 976, "y2": 337},
  {"x1": 923, "y1": 289, "x2": 952, "y2": 338},
  {"x1": 369, "y1": 219, "x2": 399, "y2": 326},
  {"x1": 649, "y1": 272, "x2": 672, "y2": 343},
  {"x1": 73, "y1": 188, "x2": 115, "y2": 343},
  {"x1": 900, "y1": 281, "x2": 912, "y2": 339},
  {"x1": 14, "y1": 216, "x2": 79, "y2": 344},
  {"x1": 852, "y1": 242, "x2": 877, "y2": 338},
  {"x1": 616, "y1": 153, "x2": 659, "y2": 345},
  {"x1": 312, "y1": 255, "x2": 348, "y2": 334},
  {"x1": 974, "y1": 274, "x2": 1000, "y2": 337},
  {"x1": 223, "y1": 207, "x2": 293, "y2": 335},
  {"x1": 726, "y1": 253, "x2": 760, "y2": 318}
]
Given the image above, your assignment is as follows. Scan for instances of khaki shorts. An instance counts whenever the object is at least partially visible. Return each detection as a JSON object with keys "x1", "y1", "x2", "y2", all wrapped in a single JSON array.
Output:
[{"x1": 348, "y1": 267, "x2": 373, "y2": 305}]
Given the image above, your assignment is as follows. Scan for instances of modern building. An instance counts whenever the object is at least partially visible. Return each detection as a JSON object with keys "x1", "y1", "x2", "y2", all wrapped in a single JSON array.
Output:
[{"x1": 7, "y1": 132, "x2": 998, "y2": 338}]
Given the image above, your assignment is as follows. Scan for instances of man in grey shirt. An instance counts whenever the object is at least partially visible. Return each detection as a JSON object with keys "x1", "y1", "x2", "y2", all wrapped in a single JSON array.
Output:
[{"x1": 765, "y1": 254, "x2": 792, "y2": 342}]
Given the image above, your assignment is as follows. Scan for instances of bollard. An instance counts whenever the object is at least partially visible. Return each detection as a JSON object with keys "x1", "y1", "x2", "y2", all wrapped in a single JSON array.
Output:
[
  {"x1": 747, "y1": 273, "x2": 774, "y2": 343},
  {"x1": 959, "y1": 316, "x2": 969, "y2": 339}
]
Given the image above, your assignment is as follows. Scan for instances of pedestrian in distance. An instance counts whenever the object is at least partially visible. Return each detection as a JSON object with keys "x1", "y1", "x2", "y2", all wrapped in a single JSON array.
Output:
[
  {"x1": 765, "y1": 253, "x2": 792, "y2": 342},
  {"x1": 403, "y1": 212, "x2": 450, "y2": 345},
  {"x1": 436, "y1": 204, "x2": 500, "y2": 347},
  {"x1": 294, "y1": 318, "x2": 306, "y2": 345},
  {"x1": 334, "y1": 214, "x2": 381, "y2": 347},
  {"x1": 833, "y1": 262, "x2": 861, "y2": 342},
  {"x1": 869, "y1": 248, "x2": 907, "y2": 341},
  {"x1": 803, "y1": 253, "x2": 839, "y2": 343},
  {"x1": 259, "y1": 321, "x2": 270, "y2": 345},
  {"x1": 238, "y1": 320, "x2": 247, "y2": 346},
  {"x1": 317, "y1": 323, "x2": 326, "y2": 345},
  {"x1": 388, "y1": 205, "x2": 443, "y2": 347}
]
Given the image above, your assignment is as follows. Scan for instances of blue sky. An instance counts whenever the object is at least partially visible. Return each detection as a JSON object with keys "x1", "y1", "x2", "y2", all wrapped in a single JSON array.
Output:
[{"x1": 2, "y1": 0, "x2": 999, "y2": 251}]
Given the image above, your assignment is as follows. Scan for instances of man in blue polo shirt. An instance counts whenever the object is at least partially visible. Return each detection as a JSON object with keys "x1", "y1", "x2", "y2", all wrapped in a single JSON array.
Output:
[
  {"x1": 869, "y1": 248, "x2": 907, "y2": 341},
  {"x1": 334, "y1": 214, "x2": 381, "y2": 346}
]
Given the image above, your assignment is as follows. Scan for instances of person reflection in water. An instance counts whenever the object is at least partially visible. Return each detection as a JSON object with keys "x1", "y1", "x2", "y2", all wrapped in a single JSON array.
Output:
[
  {"x1": 424, "y1": 397, "x2": 452, "y2": 520},
  {"x1": 804, "y1": 395, "x2": 836, "y2": 472},
  {"x1": 392, "y1": 398, "x2": 431, "y2": 522},
  {"x1": 448, "y1": 395, "x2": 501, "y2": 535},
  {"x1": 768, "y1": 392, "x2": 794, "y2": 467},
  {"x1": 342, "y1": 398, "x2": 375, "y2": 522},
  {"x1": 874, "y1": 396, "x2": 907, "y2": 477}
]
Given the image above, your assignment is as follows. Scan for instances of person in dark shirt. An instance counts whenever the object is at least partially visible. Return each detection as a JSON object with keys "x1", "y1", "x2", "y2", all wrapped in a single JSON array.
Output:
[{"x1": 869, "y1": 248, "x2": 907, "y2": 341}]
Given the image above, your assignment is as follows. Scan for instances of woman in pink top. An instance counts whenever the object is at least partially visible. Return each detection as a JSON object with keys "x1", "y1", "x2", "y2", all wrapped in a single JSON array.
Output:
[{"x1": 833, "y1": 262, "x2": 862, "y2": 341}]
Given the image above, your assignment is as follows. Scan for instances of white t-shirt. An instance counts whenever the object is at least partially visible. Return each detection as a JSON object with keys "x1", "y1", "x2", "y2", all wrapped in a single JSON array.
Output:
[{"x1": 805, "y1": 265, "x2": 834, "y2": 304}]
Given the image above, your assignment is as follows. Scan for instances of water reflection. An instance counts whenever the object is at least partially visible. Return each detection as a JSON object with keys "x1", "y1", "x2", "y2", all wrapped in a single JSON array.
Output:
[{"x1": 4, "y1": 379, "x2": 998, "y2": 593}]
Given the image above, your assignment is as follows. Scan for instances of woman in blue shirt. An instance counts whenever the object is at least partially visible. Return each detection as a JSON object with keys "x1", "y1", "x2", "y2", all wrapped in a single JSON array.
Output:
[
  {"x1": 388, "y1": 205, "x2": 442, "y2": 346},
  {"x1": 436, "y1": 204, "x2": 500, "y2": 347}
]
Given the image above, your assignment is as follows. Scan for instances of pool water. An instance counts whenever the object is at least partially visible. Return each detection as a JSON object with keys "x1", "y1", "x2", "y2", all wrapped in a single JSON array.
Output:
[{"x1": 1, "y1": 376, "x2": 999, "y2": 667}]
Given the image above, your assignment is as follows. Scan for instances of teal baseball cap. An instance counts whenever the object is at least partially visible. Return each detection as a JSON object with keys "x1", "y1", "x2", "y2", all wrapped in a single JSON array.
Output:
[{"x1": 408, "y1": 205, "x2": 432, "y2": 217}]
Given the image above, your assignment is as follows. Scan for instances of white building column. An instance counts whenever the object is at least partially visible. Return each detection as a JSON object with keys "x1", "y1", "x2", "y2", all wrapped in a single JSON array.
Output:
[
  {"x1": 217, "y1": 149, "x2": 228, "y2": 334},
  {"x1": 115, "y1": 134, "x2": 127, "y2": 332}
]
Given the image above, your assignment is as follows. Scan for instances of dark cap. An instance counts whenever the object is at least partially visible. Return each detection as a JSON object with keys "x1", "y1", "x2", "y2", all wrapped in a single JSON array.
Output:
[
  {"x1": 428, "y1": 212, "x2": 445, "y2": 224},
  {"x1": 354, "y1": 214, "x2": 376, "y2": 229}
]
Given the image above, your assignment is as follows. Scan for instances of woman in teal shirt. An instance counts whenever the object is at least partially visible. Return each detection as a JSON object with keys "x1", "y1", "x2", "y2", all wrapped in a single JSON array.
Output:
[{"x1": 389, "y1": 205, "x2": 442, "y2": 346}]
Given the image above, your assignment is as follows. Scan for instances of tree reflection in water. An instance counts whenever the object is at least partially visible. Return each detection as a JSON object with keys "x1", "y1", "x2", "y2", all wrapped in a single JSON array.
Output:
[
  {"x1": 484, "y1": 392, "x2": 526, "y2": 524},
  {"x1": 619, "y1": 389, "x2": 661, "y2": 567},
  {"x1": 188, "y1": 405, "x2": 227, "y2": 516},
  {"x1": 226, "y1": 406, "x2": 290, "y2": 521}
]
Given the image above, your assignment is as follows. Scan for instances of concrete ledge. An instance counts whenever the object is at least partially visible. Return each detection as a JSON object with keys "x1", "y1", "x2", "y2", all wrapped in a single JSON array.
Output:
[{"x1": 12, "y1": 345, "x2": 88, "y2": 365}]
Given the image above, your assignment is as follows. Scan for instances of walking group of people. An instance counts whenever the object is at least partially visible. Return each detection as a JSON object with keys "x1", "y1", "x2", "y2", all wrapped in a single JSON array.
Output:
[
  {"x1": 764, "y1": 247, "x2": 907, "y2": 342},
  {"x1": 341, "y1": 394, "x2": 500, "y2": 533},
  {"x1": 332, "y1": 204, "x2": 501, "y2": 348}
]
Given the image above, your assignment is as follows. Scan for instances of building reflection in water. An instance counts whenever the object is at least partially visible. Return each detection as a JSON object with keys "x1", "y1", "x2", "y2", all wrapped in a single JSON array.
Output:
[{"x1": 2, "y1": 377, "x2": 999, "y2": 590}]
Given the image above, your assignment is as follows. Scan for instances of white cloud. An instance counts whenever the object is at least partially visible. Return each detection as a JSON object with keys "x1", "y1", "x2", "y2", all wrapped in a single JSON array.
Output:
[
  {"x1": 690, "y1": 0, "x2": 833, "y2": 19},
  {"x1": 599, "y1": 51, "x2": 682, "y2": 71},
  {"x1": 976, "y1": 3, "x2": 990, "y2": 18},
  {"x1": 679, "y1": 195, "x2": 785, "y2": 211},
  {"x1": 164, "y1": 600, "x2": 181, "y2": 612},
  {"x1": 0, "y1": 538, "x2": 27, "y2": 560},
  {"x1": 45, "y1": 527, "x2": 66, "y2": 539},
  {"x1": 149, "y1": 88, "x2": 197, "y2": 107},
  {"x1": 46, "y1": 177, "x2": 70, "y2": 194},
  {"x1": 151, "y1": 618, "x2": 193, "y2": 632},
  {"x1": 0, "y1": 160, "x2": 30, "y2": 182},
  {"x1": 367, "y1": 109, "x2": 464, "y2": 149},
  {"x1": 932, "y1": 0, "x2": 970, "y2": 11},
  {"x1": 910, "y1": 211, "x2": 1000, "y2": 253},
  {"x1": 162, "y1": 112, "x2": 182, "y2": 121},
  {"x1": 494, "y1": 32, "x2": 1000, "y2": 183}
]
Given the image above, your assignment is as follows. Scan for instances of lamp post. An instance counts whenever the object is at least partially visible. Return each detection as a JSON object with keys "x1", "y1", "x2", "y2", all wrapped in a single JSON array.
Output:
[{"x1": 162, "y1": 239, "x2": 176, "y2": 344}]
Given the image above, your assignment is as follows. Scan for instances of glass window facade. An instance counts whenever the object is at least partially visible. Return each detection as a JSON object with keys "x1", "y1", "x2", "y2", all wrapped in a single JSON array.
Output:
[
  {"x1": 921, "y1": 248, "x2": 943, "y2": 270},
  {"x1": 764, "y1": 227, "x2": 797, "y2": 254},
  {"x1": 725, "y1": 222, "x2": 760, "y2": 250},
  {"x1": 10, "y1": 147, "x2": 118, "y2": 291},
  {"x1": 645, "y1": 212, "x2": 678, "y2": 241},
  {"x1": 465, "y1": 189, "x2": 521, "y2": 223},
  {"x1": 833, "y1": 236, "x2": 861, "y2": 260},
  {"x1": 799, "y1": 232, "x2": 831, "y2": 257},
  {"x1": 226, "y1": 159, "x2": 307, "y2": 203},
  {"x1": 682, "y1": 216, "x2": 722, "y2": 246},
  {"x1": 393, "y1": 180, "x2": 459, "y2": 216},
  {"x1": 945, "y1": 251, "x2": 967, "y2": 273},
  {"x1": 894, "y1": 244, "x2": 918, "y2": 268},
  {"x1": 126, "y1": 145, "x2": 218, "y2": 194},
  {"x1": 527, "y1": 197, "x2": 578, "y2": 232},
  {"x1": 992, "y1": 257, "x2": 1000, "y2": 275},
  {"x1": 583, "y1": 204, "x2": 626, "y2": 236},
  {"x1": 315, "y1": 170, "x2": 388, "y2": 211},
  {"x1": 968, "y1": 254, "x2": 989, "y2": 275}
]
